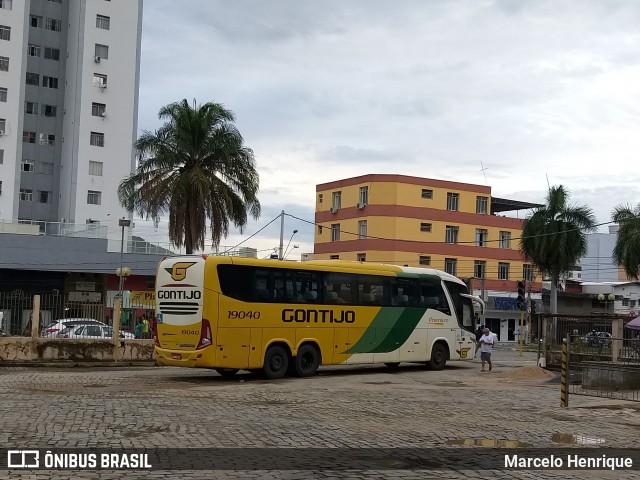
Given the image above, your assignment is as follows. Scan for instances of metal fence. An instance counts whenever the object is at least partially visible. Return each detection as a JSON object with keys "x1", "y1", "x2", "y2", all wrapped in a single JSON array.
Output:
[
  {"x1": 0, "y1": 292, "x2": 155, "y2": 339},
  {"x1": 567, "y1": 334, "x2": 640, "y2": 402}
]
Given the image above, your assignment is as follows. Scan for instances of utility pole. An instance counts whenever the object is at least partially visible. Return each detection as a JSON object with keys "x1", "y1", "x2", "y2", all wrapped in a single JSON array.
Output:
[{"x1": 278, "y1": 210, "x2": 285, "y2": 260}]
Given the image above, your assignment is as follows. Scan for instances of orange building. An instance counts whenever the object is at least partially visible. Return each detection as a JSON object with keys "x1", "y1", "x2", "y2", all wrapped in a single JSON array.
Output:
[{"x1": 314, "y1": 174, "x2": 543, "y2": 340}]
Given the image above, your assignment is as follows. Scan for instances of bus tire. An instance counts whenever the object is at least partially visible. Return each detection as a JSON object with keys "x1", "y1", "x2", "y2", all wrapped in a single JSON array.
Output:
[
  {"x1": 429, "y1": 343, "x2": 448, "y2": 370},
  {"x1": 384, "y1": 362, "x2": 400, "y2": 369},
  {"x1": 215, "y1": 368, "x2": 239, "y2": 378},
  {"x1": 263, "y1": 345, "x2": 289, "y2": 379},
  {"x1": 294, "y1": 344, "x2": 320, "y2": 377}
]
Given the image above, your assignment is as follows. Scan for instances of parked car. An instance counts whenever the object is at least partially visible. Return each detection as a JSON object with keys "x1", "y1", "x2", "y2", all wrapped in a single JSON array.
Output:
[
  {"x1": 41, "y1": 318, "x2": 106, "y2": 338},
  {"x1": 58, "y1": 324, "x2": 134, "y2": 340}
]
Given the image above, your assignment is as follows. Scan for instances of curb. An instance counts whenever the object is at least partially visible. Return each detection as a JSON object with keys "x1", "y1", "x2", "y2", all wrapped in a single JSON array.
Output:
[{"x1": 0, "y1": 361, "x2": 158, "y2": 368}]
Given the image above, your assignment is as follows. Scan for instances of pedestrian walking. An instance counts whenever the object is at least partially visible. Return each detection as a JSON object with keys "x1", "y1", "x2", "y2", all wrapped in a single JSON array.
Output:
[
  {"x1": 134, "y1": 317, "x2": 144, "y2": 339},
  {"x1": 478, "y1": 327, "x2": 494, "y2": 372},
  {"x1": 142, "y1": 317, "x2": 150, "y2": 339},
  {"x1": 474, "y1": 324, "x2": 484, "y2": 358}
]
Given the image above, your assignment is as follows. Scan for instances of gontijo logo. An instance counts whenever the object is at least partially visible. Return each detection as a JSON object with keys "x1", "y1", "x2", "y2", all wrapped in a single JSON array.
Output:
[{"x1": 165, "y1": 262, "x2": 196, "y2": 281}]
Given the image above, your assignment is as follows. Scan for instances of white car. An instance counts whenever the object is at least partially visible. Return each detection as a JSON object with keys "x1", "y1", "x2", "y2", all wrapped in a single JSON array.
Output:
[
  {"x1": 41, "y1": 318, "x2": 106, "y2": 338},
  {"x1": 58, "y1": 324, "x2": 134, "y2": 340}
]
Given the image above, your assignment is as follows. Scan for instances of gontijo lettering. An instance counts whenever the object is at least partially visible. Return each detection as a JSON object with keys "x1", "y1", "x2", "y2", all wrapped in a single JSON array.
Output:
[{"x1": 282, "y1": 308, "x2": 355, "y2": 323}]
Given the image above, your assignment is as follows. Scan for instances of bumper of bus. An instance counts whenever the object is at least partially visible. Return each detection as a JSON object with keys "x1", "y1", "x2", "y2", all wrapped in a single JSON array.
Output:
[{"x1": 155, "y1": 346, "x2": 216, "y2": 367}]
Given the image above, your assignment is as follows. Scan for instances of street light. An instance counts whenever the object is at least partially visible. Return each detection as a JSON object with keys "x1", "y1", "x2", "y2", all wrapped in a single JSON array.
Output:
[
  {"x1": 281, "y1": 229, "x2": 298, "y2": 260},
  {"x1": 117, "y1": 218, "x2": 132, "y2": 312},
  {"x1": 597, "y1": 293, "x2": 615, "y2": 313}
]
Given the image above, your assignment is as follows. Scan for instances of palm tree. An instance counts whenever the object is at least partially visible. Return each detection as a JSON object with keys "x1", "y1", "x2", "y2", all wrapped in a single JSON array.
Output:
[
  {"x1": 520, "y1": 185, "x2": 596, "y2": 315},
  {"x1": 118, "y1": 99, "x2": 261, "y2": 254},
  {"x1": 612, "y1": 203, "x2": 640, "y2": 280}
]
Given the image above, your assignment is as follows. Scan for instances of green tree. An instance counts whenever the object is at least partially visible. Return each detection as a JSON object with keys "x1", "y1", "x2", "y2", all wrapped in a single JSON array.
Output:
[
  {"x1": 612, "y1": 203, "x2": 640, "y2": 280},
  {"x1": 520, "y1": 185, "x2": 596, "y2": 314},
  {"x1": 118, "y1": 99, "x2": 261, "y2": 254}
]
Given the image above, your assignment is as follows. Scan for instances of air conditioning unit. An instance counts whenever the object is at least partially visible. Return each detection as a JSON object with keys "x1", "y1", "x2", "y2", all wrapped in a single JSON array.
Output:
[
  {"x1": 329, "y1": 207, "x2": 338, "y2": 214},
  {"x1": 94, "y1": 56, "x2": 101, "y2": 63},
  {"x1": 98, "y1": 81, "x2": 107, "y2": 89},
  {"x1": 357, "y1": 202, "x2": 366, "y2": 209},
  {"x1": 100, "y1": 111, "x2": 106, "y2": 118}
]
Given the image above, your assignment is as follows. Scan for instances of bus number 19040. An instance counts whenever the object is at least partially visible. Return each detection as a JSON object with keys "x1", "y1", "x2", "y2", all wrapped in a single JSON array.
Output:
[{"x1": 227, "y1": 310, "x2": 261, "y2": 320}]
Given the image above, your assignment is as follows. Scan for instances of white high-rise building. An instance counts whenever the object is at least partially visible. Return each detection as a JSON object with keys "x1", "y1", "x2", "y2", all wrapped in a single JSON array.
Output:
[{"x1": 0, "y1": 0, "x2": 142, "y2": 239}]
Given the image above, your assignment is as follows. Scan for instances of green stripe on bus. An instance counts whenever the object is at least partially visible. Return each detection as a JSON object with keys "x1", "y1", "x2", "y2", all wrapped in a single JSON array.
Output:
[
  {"x1": 343, "y1": 308, "x2": 403, "y2": 354},
  {"x1": 369, "y1": 308, "x2": 426, "y2": 353}
]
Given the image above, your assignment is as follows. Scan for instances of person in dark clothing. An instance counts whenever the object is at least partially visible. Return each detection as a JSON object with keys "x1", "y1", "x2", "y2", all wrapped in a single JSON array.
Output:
[{"x1": 474, "y1": 325, "x2": 484, "y2": 358}]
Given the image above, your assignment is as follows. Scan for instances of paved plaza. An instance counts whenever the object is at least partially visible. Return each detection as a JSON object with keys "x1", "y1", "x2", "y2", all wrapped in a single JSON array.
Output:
[{"x1": 1, "y1": 346, "x2": 639, "y2": 479}]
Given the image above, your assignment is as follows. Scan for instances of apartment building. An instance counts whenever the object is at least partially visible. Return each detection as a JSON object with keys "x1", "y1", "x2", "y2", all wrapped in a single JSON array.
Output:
[
  {"x1": 314, "y1": 174, "x2": 543, "y2": 341},
  {"x1": 0, "y1": 0, "x2": 142, "y2": 242}
]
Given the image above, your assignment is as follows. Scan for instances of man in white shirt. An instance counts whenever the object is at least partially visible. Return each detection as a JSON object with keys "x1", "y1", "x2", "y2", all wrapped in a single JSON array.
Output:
[{"x1": 478, "y1": 327, "x2": 494, "y2": 372}]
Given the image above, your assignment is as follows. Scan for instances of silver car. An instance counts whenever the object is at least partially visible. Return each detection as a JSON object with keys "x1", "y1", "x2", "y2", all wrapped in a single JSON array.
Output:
[
  {"x1": 41, "y1": 318, "x2": 106, "y2": 338},
  {"x1": 59, "y1": 324, "x2": 134, "y2": 340}
]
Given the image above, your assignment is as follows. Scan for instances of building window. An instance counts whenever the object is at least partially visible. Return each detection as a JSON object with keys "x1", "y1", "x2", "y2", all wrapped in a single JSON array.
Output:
[
  {"x1": 622, "y1": 298, "x2": 629, "y2": 307},
  {"x1": 357, "y1": 253, "x2": 366, "y2": 262},
  {"x1": 331, "y1": 191, "x2": 341, "y2": 210},
  {"x1": 318, "y1": 193, "x2": 323, "y2": 204},
  {"x1": 0, "y1": 56, "x2": 7, "y2": 71},
  {"x1": 96, "y1": 15, "x2": 110, "y2": 30},
  {"x1": 38, "y1": 191, "x2": 51, "y2": 203},
  {"x1": 95, "y1": 43, "x2": 109, "y2": 59},
  {"x1": 0, "y1": 149, "x2": 3, "y2": 164},
  {"x1": 0, "y1": 87, "x2": 7, "y2": 102},
  {"x1": 474, "y1": 260, "x2": 486, "y2": 279},
  {"x1": 92, "y1": 103, "x2": 106, "y2": 117},
  {"x1": 89, "y1": 161, "x2": 103, "y2": 176},
  {"x1": 37, "y1": 162, "x2": 54, "y2": 175},
  {"x1": 44, "y1": 47, "x2": 60, "y2": 61},
  {"x1": 23, "y1": 131, "x2": 36, "y2": 143},
  {"x1": 445, "y1": 225, "x2": 459, "y2": 244},
  {"x1": 21, "y1": 159, "x2": 35, "y2": 172},
  {"x1": 523, "y1": 264, "x2": 533, "y2": 282},
  {"x1": 42, "y1": 104, "x2": 57, "y2": 117},
  {"x1": 476, "y1": 196, "x2": 488, "y2": 214},
  {"x1": 45, "y1": 18, "x2": 62, "y2": 31},
  {"x1": 20, "y1": 189, "x2": 33, "y2": 201},
  {"x1": 42, "y1": 76, "x2": 58, "y2": 89},
  {"x1": 329, "y1": 255, "x2": 340, "y2": 260},
  {"x1": 93, "y1": 73, "x2": 107, "y2": 88},
  {"x1": 446, "y1": 192, "x2": 459, "y2": 211},
  {"x1": 420, "y1": 222, "x2": 432, "y2": 232},
  {"x1": 90, "y1": 132, "x2": 105, "y2": 147},
  {"x1": 498, "y1": 262, "x2": 510, "y2": 280},
  {"x1": 419, "y1": 255, "x2": 431, "y2": 266},
  {"x1": 0, "y1": 119, "x2": 4, "y2": 133},
  {"x1": 499, "y1": 231, "x2": 511, "y2": 249},
  {"x1": 331, "y1": 224, "x2": 340, "y2": 242},
  {"x1": 359, "y1": 186, "x2": 368, "y2": 206},
  {"x1": 26, "y1": 73, "x2": 40, "y2": 86},
  {"x1": 0, "y1": 25, "x2": 10, "y2": 40},
  {"x1": 631, "y1": 300, "x2": 637, "y2": 308},
  {"x1": 0, "y1": 181, "x2": 2, "y2": 194},
  {"x1": 27, "y1": 44, "x2": 41, "y2": 57},
  {"x1": 29, "y1": 16, "x2": 42, "y2": 28},
  {"x1": 358, "y1": 220, "x2": 367, "y2": 239},
  {"x1": 444, "y1": 258, "x2": 457, "y2": 276},
  {"x1": 317, "y1": 225, "x2": 323, "y2": 234},
  {"x1": 475, "y1": 228, "x2": 488, "y2": 247},
  {"x1": 87, "y1": 190, "x2": 102, "y2": 205},
  {"x1": 421, "y1": 189, "x2": 433, "y2": 199},
  {"x1": 25, "y1": 101, "x2": 38, "y2": 114},
  {"x1": 0, "y1": 0, "x2": 13, "y2": 10},
  {"x1": 39, "y1": 133, "x2": 55, "y2": 146}
]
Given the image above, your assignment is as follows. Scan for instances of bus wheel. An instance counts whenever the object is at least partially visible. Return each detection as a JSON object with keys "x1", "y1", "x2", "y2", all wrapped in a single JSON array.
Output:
[
  {"x1": 215, "y1": 368, "x2": 239, "y2": 378},
  {"x1": 384, "y1": 362, "x2": 400, "y2": 369},
  {"x1": 429, "y1": 343, "x2": 448, "y2": 370},
  {"x1": 263, "y1": 345, "x2": 289, "y2": 379},
  {"x1": 294, "y1": 344, "x2": 320, "y2": 377}
]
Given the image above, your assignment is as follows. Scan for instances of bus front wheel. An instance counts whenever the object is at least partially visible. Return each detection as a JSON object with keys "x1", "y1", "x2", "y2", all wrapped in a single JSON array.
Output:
[
  {"x1": 429, "y1": 343, "x2": 448, "y2": 370},
  {"x1": 263, "y1": 345, "x2": 289, "y2": 379},
  {"x1": 294, "y1": 344, "x2": 320, "y2": 377}
]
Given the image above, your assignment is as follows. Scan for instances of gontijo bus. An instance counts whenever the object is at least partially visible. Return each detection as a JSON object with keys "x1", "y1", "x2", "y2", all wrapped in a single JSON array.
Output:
[{"x1": 154, "y1": 256, "x2": 485, "y2": 379}]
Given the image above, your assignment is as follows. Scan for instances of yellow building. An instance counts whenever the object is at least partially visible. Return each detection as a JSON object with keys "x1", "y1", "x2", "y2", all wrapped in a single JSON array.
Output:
[{"x1": 314, "y1": 174, "x2": 542, "y2": 295}]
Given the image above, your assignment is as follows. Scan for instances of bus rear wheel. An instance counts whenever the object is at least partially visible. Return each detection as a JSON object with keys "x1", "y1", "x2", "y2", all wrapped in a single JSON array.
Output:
[
  {"x1": 294, "y1": 344, "x2": 320, "y2": 377},
  {"x1": 263, "y1": 345, "x2": 289, "y2": 379},
  {"x1": 428, "y1": 343, "x2": 448, "y2": 370},
  {"x1": 215, "y1": 368, "x2": 239, "y2": 378}
]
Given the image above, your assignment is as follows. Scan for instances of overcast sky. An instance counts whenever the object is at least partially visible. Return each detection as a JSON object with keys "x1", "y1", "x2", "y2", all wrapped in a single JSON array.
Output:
[{"x1": 132, "y1": 0, "x2": 640, "y2": 259}]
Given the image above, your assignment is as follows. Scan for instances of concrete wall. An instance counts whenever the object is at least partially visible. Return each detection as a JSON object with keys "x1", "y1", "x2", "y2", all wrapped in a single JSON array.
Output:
[{"x1": 0, "y1": 337, "x2": 155, "y2": 362}]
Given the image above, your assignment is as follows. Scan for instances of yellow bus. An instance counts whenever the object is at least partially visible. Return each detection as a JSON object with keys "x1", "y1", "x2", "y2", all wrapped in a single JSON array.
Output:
[{"x1": 154, "y1": 256, "x2": 484, "y2": 379}]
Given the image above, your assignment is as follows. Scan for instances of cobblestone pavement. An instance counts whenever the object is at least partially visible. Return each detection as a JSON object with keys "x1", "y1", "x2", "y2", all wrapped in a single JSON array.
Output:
[{"x1": 1, "y1": 346, "x2": 639, "y2": 479}]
